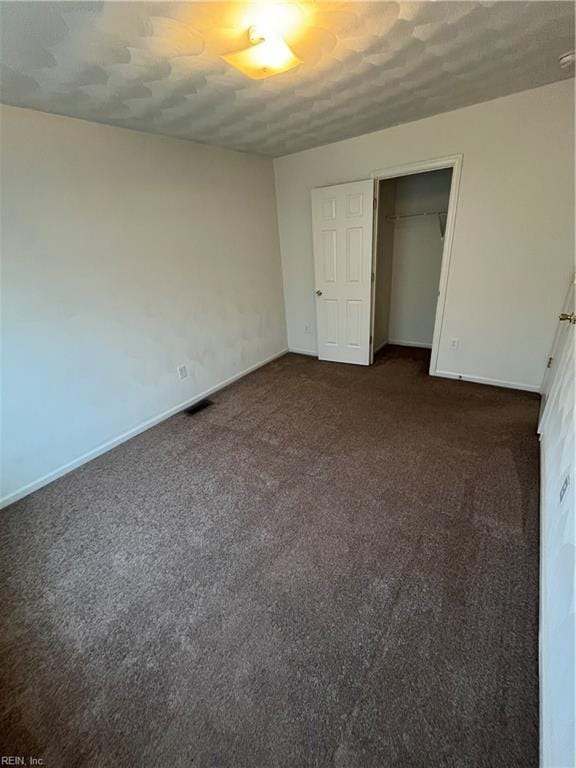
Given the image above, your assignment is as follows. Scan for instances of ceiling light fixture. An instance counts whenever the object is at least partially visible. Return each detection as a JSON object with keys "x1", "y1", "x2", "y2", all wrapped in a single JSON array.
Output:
[
  {"x1": 559, "y1": 50, "x2": 575, "y2": 68},
  {"x1": 222, "y1": 3, "x2": 302, "y2": 79}
]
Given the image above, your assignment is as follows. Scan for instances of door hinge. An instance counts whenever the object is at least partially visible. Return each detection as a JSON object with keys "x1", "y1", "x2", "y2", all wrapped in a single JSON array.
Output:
[
  {"x1": 547, "y1": 356, "x2": 553, "y2": 368},
  {"x1": 370, "y1": 335, "x2": 373, "y2": 344},
  {"x1": 373, "y1": 197, "x2": 378, "y2": 210},
  {"x1": 371, "y1": 271, "x2": 375, "y2": 283}
]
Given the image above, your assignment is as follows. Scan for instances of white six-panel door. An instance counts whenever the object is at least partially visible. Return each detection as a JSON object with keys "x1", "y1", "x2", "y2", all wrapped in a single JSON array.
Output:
[
  {"x1": 311, "y1": 180, "x2": 375, "y2": 365},
  {"x1": 538, "y1": 277, "x2": 575, "y2": 768}
]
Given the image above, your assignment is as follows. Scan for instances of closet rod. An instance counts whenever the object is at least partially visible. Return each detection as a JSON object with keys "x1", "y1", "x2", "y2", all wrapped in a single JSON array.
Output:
[{"x1": 385, "y1": 210, "x2": 447, "y2": 221}]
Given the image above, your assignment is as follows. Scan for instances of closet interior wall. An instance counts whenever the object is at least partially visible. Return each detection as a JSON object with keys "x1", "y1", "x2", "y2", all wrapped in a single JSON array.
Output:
[{"x1": 374, "y1": 169, "x2": 452, "y2": 352}]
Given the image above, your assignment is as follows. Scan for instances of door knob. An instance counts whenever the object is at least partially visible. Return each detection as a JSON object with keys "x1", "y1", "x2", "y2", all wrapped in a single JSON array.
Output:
[
  {"x1": 316, "y1": 290, "x2": 323, "y2": 296},
  {"x1": 559, "y1": 312, "x2": 575, "y2": 323}
]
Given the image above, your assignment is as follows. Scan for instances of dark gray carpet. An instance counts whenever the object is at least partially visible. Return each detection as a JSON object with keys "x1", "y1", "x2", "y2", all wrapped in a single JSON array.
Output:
[{"x1": 1, "y1": 347, "x2": 540, "y2": 767}]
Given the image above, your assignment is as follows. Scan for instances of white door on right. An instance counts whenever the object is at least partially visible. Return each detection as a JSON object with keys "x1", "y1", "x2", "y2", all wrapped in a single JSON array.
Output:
[
  {"x1": 311, "y1": 180, "x2": 375, "y2": 365},
  {"x1": 539, "y1": 276, "x2": 575, "y2": 768}
]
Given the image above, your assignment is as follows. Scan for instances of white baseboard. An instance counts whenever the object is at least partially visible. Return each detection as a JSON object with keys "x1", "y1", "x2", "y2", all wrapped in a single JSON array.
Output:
[
  {"x1": 433, "y1": 368, "x2": 541, "y2": 393},
  {"x1": 388, "y1": 339, "x2": 433, "y2": 349},
  {"x1": 288, "y1": 347, "x2": 317, "y2": 357},
  {"x1": 1, "y1": 348, "x2": 289, "y2": 510}
]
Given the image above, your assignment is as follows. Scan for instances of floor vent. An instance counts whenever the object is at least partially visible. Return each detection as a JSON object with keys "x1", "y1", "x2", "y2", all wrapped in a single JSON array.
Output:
[{"x1": 184, "y1": 398, "x2": 214, "y2": 416}]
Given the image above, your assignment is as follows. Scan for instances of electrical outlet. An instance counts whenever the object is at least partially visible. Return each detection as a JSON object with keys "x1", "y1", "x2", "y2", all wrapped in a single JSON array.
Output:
[
  {"x1": 450, "y1": 338, "x2": 459, "y2": 350},
  {"x1": 304, "y1": 323, "x2": 312, "y2": 334},
  {"x1": 177, "y1": 364, "x2": 188, "y2": 381}
]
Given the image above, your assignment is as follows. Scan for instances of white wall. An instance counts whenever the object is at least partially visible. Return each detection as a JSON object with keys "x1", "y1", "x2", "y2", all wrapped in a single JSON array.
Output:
[
  {"x1": 0, "y1": 105, "x2": 287, "y2": 506},
  {"x1": 274, "y1": 80, "x2": 575, "y2": 391},
  {"x1": 387, "y1": 170, "x2": 452, "y2": 348}
]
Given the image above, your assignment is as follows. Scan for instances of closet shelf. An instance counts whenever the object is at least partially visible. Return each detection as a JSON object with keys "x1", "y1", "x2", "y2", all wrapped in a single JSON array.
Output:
[
  {"x1": 385, "y1": 210, "x2": 447, "y2": 221},
  {"x1": 385, "y1": 210, "x2": 448, "y2": 239}
]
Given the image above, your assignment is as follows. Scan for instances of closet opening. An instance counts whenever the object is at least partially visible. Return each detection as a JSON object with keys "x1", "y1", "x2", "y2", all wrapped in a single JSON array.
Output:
[{"x1": 372, "y1": 166, "x2": 455, "y2": 374}]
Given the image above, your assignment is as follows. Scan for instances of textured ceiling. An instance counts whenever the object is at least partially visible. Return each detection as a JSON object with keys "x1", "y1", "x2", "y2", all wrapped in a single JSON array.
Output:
[{"x1": 0, "y1": 1, "x2": 574, "y2": 157}]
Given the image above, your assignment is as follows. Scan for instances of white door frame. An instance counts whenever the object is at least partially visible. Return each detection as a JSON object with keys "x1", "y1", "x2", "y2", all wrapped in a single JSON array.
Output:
[{"x1": 370, "y1": 154, "x2": 463, "y2": 375}]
